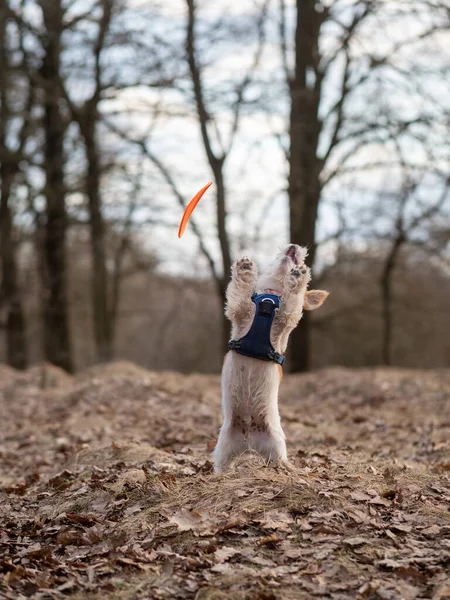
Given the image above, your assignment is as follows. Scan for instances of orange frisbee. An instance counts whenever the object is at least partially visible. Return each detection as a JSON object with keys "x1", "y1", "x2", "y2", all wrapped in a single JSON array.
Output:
[{"x1": 178, "y1": 181, "x2": 213, "y2": 238}]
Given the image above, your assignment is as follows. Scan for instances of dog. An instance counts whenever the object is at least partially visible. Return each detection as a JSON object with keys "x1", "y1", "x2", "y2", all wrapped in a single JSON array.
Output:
[{"x1": 213, "y1": 244, "x2": 329, "y2": 473}]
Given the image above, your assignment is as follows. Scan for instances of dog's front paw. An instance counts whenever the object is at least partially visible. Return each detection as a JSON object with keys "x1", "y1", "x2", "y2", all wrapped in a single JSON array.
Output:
[
  {"x1": 288, "y1": 265, "x2": 310, "y2": 290},
  {"x1": 234, "y1": 257, "x2": 257, "y2": 282},
  {"x1": 236, "y1": 257, "x2": 254, "y2": 271},
  {"x1": 290, "y1": 265, "x2": 308, "y2": 279}
]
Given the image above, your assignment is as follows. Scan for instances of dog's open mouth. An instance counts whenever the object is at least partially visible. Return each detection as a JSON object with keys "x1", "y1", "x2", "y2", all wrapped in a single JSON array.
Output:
[{"x1": 286, "y1": 246, "x2": 298, "y2": 265}]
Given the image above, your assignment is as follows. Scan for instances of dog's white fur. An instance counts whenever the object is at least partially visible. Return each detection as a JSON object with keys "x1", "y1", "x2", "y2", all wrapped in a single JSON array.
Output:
[{"x1": 213, "y1": 244, "x2": 329, "y2": 473}]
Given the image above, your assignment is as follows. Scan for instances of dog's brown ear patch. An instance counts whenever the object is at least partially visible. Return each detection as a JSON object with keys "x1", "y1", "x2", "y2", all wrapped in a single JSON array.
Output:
[{"x1": 304, "y1": 290, "x2": 329, "y2": 311}]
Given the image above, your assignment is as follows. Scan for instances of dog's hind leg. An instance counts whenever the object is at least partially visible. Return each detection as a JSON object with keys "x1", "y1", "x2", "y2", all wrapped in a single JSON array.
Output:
[
  {"x1": 247, "y1": 425, "x2": 287, "y2": 464},
  {"x1": 213, "y1": 426, "x2": 247, "y2": 473}
]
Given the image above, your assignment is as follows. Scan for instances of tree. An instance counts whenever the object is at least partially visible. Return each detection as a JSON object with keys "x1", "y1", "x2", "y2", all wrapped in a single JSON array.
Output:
[
  {"x1": 0, "y1": 0, "x2": 28, "y2": 369},
  {"x1": 3, "y1": 0, "x2": 449, "y2": 374},
  {"x1": 108, "y1": 0, "x2": 271, "y2": 353},
  {"x1": 284, "y1": 0, "x2": 325, "y2": 371},
  {"x1": 280, "y1": 0, "x2": 450, "y2": 371},
  {"x1": 61, "y1": 0, "x2": 115, "y2": 363},
  {"x1": 38, "y1": 0, "x2": 73, "y2": 371},
  {"x1": 184, "y1": 0, "x2": 233, "y2": 348},
  {"x1": 59, "y1": 0, "x2": 163, "y2": 362},
  {"x1": 153, "y1": 0, "x2": 269, "y2": 350},
  {"x1": 379, "y1": 175, "x2": 449, "y2": 365}
]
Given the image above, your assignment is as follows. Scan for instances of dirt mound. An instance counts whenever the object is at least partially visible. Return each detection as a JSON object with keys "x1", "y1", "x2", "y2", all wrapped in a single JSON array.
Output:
[
  {"x1": 1, "y1": 364, "x2": 449, "y2": 599},
  {"x1": 78, "y1": 360, "x2": 155, "y2": 382},
  {"x1": 0, "y1": 362, "x2": 73, "y2": 392},
  {"x1": 0, "y1": 363, "x2": 18, "y2": 384}
]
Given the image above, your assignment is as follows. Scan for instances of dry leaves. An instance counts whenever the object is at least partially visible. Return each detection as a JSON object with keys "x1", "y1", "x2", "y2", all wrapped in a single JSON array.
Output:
[{"x1": 1, "y1": 362, "x2": 450, "y2": 598}]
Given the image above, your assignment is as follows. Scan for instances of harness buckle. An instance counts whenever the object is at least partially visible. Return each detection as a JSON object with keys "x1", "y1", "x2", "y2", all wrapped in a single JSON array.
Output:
[
  {"x1": 268, "y1": 349, "x2": 285, "y2": 365},
  {"x1": 228, "y1": 339, "x2": 241, "y2": 351}
]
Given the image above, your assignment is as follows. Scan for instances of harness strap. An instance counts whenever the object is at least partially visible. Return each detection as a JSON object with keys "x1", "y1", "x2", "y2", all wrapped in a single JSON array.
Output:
[
  {"x1": 227, "y1": 292, "x2": 285, "y2": 366},
  {"x1": 228, "y1": 339, "x2": 285, "y2": 365}
]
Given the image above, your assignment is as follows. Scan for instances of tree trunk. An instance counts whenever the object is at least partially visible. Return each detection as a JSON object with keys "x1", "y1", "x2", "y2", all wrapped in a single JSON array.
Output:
[
  {"x1": 380, "y1": 237, "x2": 403, "y2": 366},
  {"x1": 185, "y1": 0, "x2": 232, "y2": 355},
  {"x1": 81, "y1": 120, "x2": 112, "y2": 362},
  {"x1": 0, "y1": 166, "x2": 28, "y2": 370},
  {"x1": 214, "y1": 169, "x2": 232, "y2": 289},
  {"x1": 0, "y1": 4, "x2": 28, "y2": 369},
  {"x1": 380, "y1": 275, "x2": 392, "y2": 366},
  {"x1": 40, "y1": 0, "x2": 73, "y2": 372},
  {"x1": 67, "y1": 0, "x2": 114, "y2": 363},
  {"x1": 288, "y1": 0, "x2": 323, "y2": 372},
  {"x1": 214, "y1": 169, "x2": 232, "y2": 354}
]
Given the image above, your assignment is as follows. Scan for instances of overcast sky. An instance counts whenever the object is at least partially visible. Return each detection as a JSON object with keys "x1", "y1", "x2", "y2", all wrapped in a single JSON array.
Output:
[{"x1": 16, "y1": 0, "x2": 450, "y2": 277}]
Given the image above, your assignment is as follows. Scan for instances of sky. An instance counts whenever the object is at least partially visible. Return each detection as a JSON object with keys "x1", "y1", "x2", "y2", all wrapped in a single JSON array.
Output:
[
  {"x1": 12, "y1": 0, "x2": 450, "y2": 277},
  {"x1": 108, "y1": 0, "x2": 449, "y2": 277}
]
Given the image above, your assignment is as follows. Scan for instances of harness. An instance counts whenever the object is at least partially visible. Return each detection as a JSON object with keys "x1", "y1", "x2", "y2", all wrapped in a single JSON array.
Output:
[{"x1": 228, "y1": 293, "x2": 285, "y2": 365}]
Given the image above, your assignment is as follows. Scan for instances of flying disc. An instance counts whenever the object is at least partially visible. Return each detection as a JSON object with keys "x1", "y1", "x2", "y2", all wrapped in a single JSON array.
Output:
[{"x1": 178, "y1": 181, "x2": 213, "y2": 238}]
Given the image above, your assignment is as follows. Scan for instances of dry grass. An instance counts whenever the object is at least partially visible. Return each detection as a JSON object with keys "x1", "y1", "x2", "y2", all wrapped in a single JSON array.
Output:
[{"x1": 1, "y1": 362, "x2": 450, "y2": 599}]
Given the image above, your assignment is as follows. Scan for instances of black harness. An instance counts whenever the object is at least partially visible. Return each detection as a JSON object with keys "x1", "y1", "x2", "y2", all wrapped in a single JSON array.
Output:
[{"x1": 228, "y1": 293, "x2": 285, "y2": 365}]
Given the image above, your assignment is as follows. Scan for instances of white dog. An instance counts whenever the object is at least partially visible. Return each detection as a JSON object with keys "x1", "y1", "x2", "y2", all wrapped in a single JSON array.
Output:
[{"x1": 213, "y1": 244, "x2": 329, "y2": 473}]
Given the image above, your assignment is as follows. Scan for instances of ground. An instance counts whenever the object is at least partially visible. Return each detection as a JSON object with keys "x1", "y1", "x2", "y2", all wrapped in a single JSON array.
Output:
[{"x1": 1, "y1": 361, "x2": 450, "y2": 600}]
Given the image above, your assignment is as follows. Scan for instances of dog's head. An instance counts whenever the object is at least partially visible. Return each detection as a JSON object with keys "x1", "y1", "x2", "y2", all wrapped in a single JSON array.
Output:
[
  {"x1": 257, "y1": 244, "x2": 326, "y2": 308},
  {"x1": 255, "y1": 244, "x2": 328, "y2": 351}
]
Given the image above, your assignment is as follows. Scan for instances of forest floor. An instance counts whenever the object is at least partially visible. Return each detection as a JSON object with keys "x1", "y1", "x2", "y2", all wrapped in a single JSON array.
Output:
[{"x1": 1, "y1": 361, "x2": 450, "y2": 600}]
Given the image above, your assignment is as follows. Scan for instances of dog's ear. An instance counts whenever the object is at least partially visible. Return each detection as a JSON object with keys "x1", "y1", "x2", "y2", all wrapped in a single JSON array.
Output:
[{"x1": 303, "y1": 290, "x2": 329, "y2": 311}]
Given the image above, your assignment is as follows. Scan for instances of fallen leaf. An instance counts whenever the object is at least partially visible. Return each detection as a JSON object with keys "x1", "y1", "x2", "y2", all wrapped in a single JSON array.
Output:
[
  {"x1": 421, "y1": 524, "x2": 440, "y2": 537},
  {"x1": 65, "y1": 513, "x2": 97, "y2": 526},
  {"x1": 390, "y1": 524, "x2": 412, "y2": 534},
  {"x1": 344, "y1": 537, "x2": 370, "y2": 547},
  {"x1": 3, "y1": 482, "x2": 28, "y2": 496},
  {"x1": 350, "y1": 491, "x2": 372, "y2": 502},
  {"x1": 211, "y1": 562, "x2": 233, "y2": 573},
  {"x1": 257, "y1": 533, "x2": 282, "y2": 547},
  {"x1": 213, "y1": 546, "x2": 240, "y2": 563},
  {"x1": 254, "y1": 510, "x2": 294, "y2": 532},
  {"x1": 369, "y1": 495, "x2": 391, "y2": 507},
  {"x1": 167, "y1": 508, "x2": 212, "y2": 533}
]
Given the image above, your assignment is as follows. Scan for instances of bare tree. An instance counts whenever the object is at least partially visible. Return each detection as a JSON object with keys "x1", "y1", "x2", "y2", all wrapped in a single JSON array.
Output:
[
  {"x1": 58, "y1": 0, "x2": 115, "y2": 363},
  {"x1": 0, "y1": 0, "x2": 29, "y2": 369},
  {"x1": 3, "y1": 0, "x2": 449, "y2": 375},
  {"x1": 184, "y1": 0, "x2": 233, "y2": 348},
  {"x1": 283, "y1": 0, "x2": 325, "y2": 371},
  {"x1": 58, "y1": 0, "x2": 162, "y2": 363},
  {"x1": 38, "y1": 0, "x2": 73, "y2": 371},
  {"x1": 108, "y1": 0, "x2": 270, "y2": 352},
  {"x1": 175, "y1": 0, "x2": 268, "y2": 348},
  {"x1": 379, "y1": 176, "x2": 449, "y2": 365},
  {"x1": 279, "y1": 0, "x2": 450, "y2": 371}
]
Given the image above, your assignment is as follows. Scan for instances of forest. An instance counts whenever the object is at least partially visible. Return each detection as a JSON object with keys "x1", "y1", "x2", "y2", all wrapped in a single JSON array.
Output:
[
  {"x1": 0, "y1": 0, "x2": 449, "y2": 374},
  {"x1": 1, "y1": 2, "x2": 450, "y2": 599}
]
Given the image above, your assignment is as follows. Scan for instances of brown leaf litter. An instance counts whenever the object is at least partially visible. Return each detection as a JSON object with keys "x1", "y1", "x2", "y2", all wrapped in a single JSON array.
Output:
[{"x1": 1, "y1": 361, "x2": 450, "y2": 599}]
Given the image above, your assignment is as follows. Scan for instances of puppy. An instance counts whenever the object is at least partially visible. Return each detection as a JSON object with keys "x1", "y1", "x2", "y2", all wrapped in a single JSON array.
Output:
[{"x1": 213, "y1": 244, "x2": 329, "y2": 473}]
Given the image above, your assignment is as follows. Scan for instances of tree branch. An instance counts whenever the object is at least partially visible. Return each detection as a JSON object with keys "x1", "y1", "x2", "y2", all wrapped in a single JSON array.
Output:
[
  {"x1": 104, "y1": 118, "x2": 220, "y2": 283},
  {"x1": 226, "y1": 0, "x2": 268, "y2": 154},
  {"x1": 278, "y1": 0, "x2": 291, "y2": 84},
  {"x1": 185, "y1": 0, "x2": 222, "y2": 167}
]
